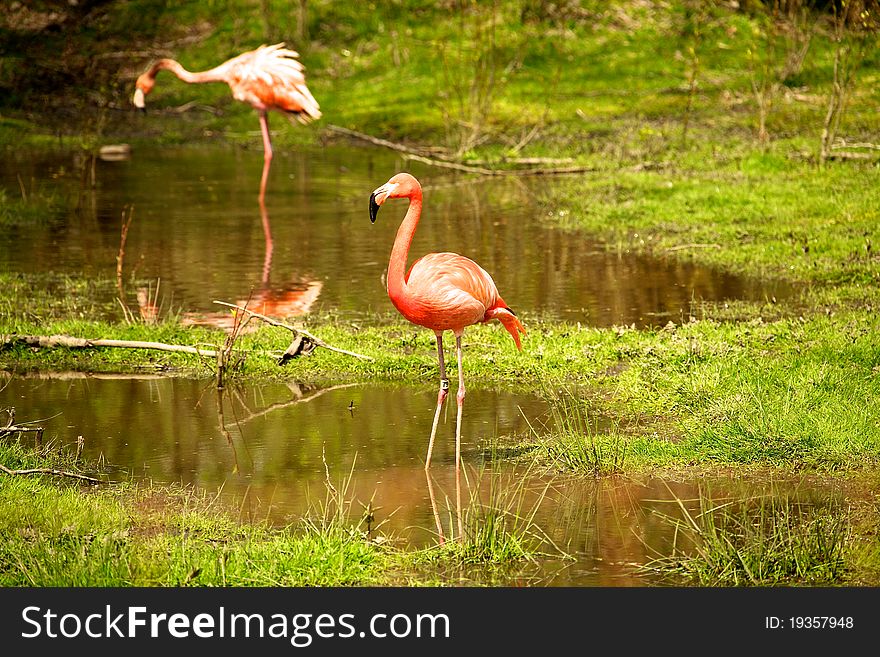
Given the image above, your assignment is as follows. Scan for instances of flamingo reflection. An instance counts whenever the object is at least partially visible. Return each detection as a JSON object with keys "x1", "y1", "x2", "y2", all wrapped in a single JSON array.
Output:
[
  {"x1": 425, "y1": 468, "x2": 464, "y2": 545},
  {"x1": 181, "y1": 196, "x2": 322, "y2": 330}
]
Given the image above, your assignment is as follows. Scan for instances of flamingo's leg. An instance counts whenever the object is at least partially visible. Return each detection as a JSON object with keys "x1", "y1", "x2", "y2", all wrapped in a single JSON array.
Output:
[
  {"x1": 454, "y1": 333, "x2": 465, "y2": 539},
  {"x1": 454, "y1": 333, "x2": 465, "y2": 472},
  {"x1": 425, "y1": 332, "x2": 449, "y2": 469},
  {"x1": 258, "y1": 111, "x2": 273, "y2": 200}
]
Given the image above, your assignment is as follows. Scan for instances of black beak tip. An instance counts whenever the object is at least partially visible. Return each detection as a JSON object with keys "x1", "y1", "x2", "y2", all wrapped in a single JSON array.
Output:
[{"x1": 369, "y1": 193, "x2": 379, "y2": 224}]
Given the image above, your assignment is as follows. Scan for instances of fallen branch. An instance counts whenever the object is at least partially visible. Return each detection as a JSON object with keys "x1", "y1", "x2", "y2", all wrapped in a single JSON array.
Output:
[
  {"x1": 470, "y1": 156, "x2": 574, "y2": 166},
  {"x1": 326, "y1": 124, "x2": 599, "y2": 176},
  {"x1": 399, "y1": 152, "x2": 499, "y2": 175},
  {"x1": 0, "y1": 463, "x2": 102, "y2": 484},
  {"x1": 0, "y1": 424, "x2": 44, "y2": 437},
  {"x1": 825, "y1": 151, "x2": 877, "y2": 161},
  {"x1": 1, "y1": 334, "x2": 219, "y2": 358},
  {"x1": 325, "y1": 124, "x2": 444, "y2": 159},
  {"x1": 403, "y1": 152, "x2": 602, "y2": 176},
  {"x1": 832, "y1": 140, "x2": 880, "y2": 151},
  {"x1": 212, "y1": 301, "x2": 374, "y2": 362}
]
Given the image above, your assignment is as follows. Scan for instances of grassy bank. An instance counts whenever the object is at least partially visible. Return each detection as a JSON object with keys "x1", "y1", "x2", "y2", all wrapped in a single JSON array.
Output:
[
  {"x1": 0, "y1": 440, "x2": 552, "y2": 586},
  {"x1": 0, "y1": 441, "x2": 392, "y2": 586}
]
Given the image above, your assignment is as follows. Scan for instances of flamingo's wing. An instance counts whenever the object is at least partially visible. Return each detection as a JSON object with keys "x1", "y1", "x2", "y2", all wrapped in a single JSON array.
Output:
[
  {"x1": 226, "y1": 43, "x2": 321, "y2": 121},
  {"x1": 406, "y1": 253, "x2": 500, "y2": 324}
]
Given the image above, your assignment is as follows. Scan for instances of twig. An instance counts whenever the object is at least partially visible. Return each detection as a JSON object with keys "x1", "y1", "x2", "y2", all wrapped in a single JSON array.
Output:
[
  {"x1": 663, "y1": 243, "x2": 721, "y2": 252},
  {"x1": 168, "y1": 101, "x2": 223, "y2": 116},
  {"x1": 212, "y1": 301, "x2": 374, "y2": 361},
  {"x1": 116, "y1": 206, "x2": 134, "y2": 302},
  {"x1": 1, "y1": 334, "x2": 219, "y2": 358},
  {"x1": 0, "y1": 463, "x2": 101, "y2": 484},
  {"x1": 17, "y1": 174, "x2": 28, "y2": 202}
]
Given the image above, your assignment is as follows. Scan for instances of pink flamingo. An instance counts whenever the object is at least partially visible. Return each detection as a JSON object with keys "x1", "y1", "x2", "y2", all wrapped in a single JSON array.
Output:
[
  {"x1": 133, "y1": 43, "x2": 321, "y2": 198},
  {"x1": 369, "y1": 173, "x2": 526, "y2": 470}
]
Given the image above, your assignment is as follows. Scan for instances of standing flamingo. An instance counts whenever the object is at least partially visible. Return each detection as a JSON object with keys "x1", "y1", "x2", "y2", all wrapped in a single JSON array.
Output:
[
  {"x1": 369, "y1": 173, "x2": 526, "y2": 470},
  {"x1": 133, "y1": 43, "x2": 321, "y2": 199}
]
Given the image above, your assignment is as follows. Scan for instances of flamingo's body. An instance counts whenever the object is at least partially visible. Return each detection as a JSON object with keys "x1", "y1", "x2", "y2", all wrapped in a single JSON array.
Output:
[
  {"x1": 133, "y1": 43, "x2": 320, "y2": 197},
  {"x1": 369, "y1": 173, "x2": 525, "y2": 469}
]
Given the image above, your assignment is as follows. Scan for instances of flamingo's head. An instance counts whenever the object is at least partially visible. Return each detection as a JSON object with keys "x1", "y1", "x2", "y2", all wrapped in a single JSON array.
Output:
[
  {"x1": 369, "y1": 173, "x2": 421, "y2": 223},
  {"x1": 132, "y1": 73, "x2": 155, "y2": 111}
]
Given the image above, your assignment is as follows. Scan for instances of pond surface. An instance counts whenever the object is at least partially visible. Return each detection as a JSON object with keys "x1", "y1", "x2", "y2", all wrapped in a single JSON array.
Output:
[
  {"x1": 0, "y1": 144, "x2": 790, "y2": 326},
  {"x1": 0, "y1": 374, "x2": 832, "y2": 586}
]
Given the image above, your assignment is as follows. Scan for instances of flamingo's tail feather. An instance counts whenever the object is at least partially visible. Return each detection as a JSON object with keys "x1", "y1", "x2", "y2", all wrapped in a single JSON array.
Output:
[{"x1": 491, "y1": 307, "x2": 526, "y2": 351}]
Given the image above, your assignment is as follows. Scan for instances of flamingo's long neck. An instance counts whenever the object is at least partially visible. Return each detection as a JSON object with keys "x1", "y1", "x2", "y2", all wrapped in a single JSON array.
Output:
[
  {"x1": 150, "y1": 59, "x2": 227, "y2": 85},
  {"x1": 387, "y1": 190, "x2": 423, "y2": 304}
]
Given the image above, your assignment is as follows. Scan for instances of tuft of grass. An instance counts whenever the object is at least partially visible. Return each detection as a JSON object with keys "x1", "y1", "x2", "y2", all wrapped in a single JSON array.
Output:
[
  {"x1": 535, "y1": 391, "x2": 631, "y2": 475},
  {"x1": 0, "y1": 187, "x2": 61, "y2": 227},
  {"x1": 416, "y1": 465, "x2": 567, "y2": 570},
  {"x1": 642, "y1": 487, "x2": 853, "y2": 586}
]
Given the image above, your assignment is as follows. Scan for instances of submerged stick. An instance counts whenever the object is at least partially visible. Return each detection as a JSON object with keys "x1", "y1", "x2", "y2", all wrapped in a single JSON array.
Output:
[{"x1": 212, "y1": 300, "x2": 374, "y2": 361}]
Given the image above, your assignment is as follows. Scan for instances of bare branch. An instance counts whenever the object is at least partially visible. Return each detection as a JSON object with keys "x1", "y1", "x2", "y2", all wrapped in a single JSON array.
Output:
[
  {"x1": 326, "y1": 124, "x2": 601, "y2": 176},
  {"x1": 212, "y1": 301, "x2": 374, "y2": 361}
]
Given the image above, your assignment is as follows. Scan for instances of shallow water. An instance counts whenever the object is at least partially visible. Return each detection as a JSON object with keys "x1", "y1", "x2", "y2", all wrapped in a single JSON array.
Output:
[
  {"x1": 0, "y1": 144, "x2": 790, "y2": 326},
  {"x1": 0, "y1": 374, "x2": 835, "y2": 586}
]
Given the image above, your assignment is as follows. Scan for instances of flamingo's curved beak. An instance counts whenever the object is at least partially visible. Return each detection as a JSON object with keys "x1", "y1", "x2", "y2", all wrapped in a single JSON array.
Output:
[
  {"x1": 369, "y1": 182, "x2": 397, "y2": 223},
  {"x1": 133, "y1": 88, "x2": 146, "y2": 112},
  {"x1": 369, "y1": 192, "x2": 380, "y2": 223}
]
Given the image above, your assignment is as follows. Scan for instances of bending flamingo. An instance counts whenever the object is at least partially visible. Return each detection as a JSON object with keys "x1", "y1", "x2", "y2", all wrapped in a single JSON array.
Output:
[
  {"x1": 369, "y1": 173, "x2": 526, "y2": 469},
  {"x1": 133, "y1": 43, "x2": 321, "y2": 198}
]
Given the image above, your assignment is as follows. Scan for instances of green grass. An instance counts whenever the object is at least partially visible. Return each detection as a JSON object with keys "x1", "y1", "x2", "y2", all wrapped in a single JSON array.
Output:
[
  {"x1": 2, "y1": 2, "x2": 878, "y2": 166},
  {"x1": 0, "y1": 441, "x2": 392, "y2": 586},
  {"x1": 0, "y1": 188, "x2": 63, "y2": 228},
  {"x1": 642, "y1": 487, "x2": 854, "y2": 586},
  {"x1": 406, "y1": 465, "x2": 570, "y2": 586},
  {"x1": 0, "y1": 440, "x2": 553, "y2": 586},
  {"x1": 540, "y1": 164, "x2": 880, "y2": 286},
  {"x1": 533, "y1": 391, "x2": 631, "y2": 476}
]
